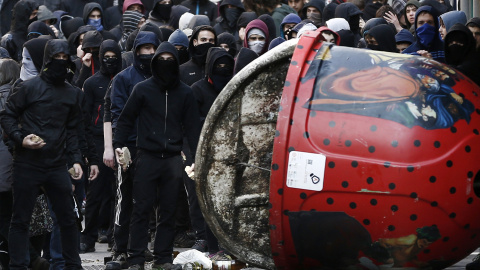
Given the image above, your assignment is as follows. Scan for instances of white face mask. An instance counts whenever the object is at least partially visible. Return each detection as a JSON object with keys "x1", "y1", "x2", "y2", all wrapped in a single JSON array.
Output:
[
  {"x1": 248, "y1": 40, "x2": 265, "y2": 54},
  {"x1": 20, "y1": 48, "x2": 39, "y2": 81}
]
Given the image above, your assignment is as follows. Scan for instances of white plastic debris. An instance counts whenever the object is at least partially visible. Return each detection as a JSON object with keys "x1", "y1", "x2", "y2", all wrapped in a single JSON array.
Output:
[{"x1": 173, "y1": 249, "x2": 212, "y2": 269}]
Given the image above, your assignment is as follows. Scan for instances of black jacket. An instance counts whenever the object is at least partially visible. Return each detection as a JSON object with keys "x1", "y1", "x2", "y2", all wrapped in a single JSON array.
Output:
[
  {"x1": 84, "y1": 40, "x2": 122, "y2": 137},
  {"x1": 74, "y1": 30, "x2": 103, "y2": 88},
  {"x1": 113, "y1": 41, "x2": 201, "y2": 161},
  {"x1": 0, "y1": 40, "x2": 82, "y2": 167},
  {"x1": 0, "y1": 0, "x2": 39, "y2": 62},
  {"x1": 180, "y1": 0, "x2": 217, "y2": 24}
]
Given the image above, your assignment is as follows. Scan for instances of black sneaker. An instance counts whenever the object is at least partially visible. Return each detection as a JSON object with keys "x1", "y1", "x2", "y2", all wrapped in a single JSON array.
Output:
[
  {"x1": 98, "y1": 229, "x2": 108, "y2": 243},
  {"x1": 127, "y1": 264, "x2": 144, "y2": 270},
  {"x1": 191, "y1": 240, "x2": 208, "y2": 253},
  {"x1": 105, "y1": 253, "x2": 128, "y2": 270},
  {"x1": 151, "y1": 263, "x2": 182, "y2": 270},
  {"x1": 144, "y1": 249, "x2": 153, "y2": 262},
  {"x1": 79, "y1": 243, "x2": 95, "y2": 253},
  {"x1": 173, "y1": 232, "x2": 195, "y2": 248}
]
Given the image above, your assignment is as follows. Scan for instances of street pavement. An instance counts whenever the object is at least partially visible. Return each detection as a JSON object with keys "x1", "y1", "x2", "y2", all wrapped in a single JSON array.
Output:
[{"x1": 80, "y1": 243, "x2": 478, "y2": 269}]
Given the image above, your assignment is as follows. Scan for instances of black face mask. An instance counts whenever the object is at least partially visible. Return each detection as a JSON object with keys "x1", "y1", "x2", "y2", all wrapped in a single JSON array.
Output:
[
  {"x1": 153, "y1": 3, "x2": 172, "y2": 21},
  {"x1": 447, "y1": 44, "x2": 465, "y2": 65},
  {"x1": 102, "y1": 57, "x2": 119, "y2": 75},
  {"x1": 177, "y1": 47, "x2": 190, "y2": 65},
  {"x1": 210, "y1": 73, "x2": 232, "y2": 93},
  {"x1": 224, "y1": 8, "x2": 241, "y2": 29},
  {"x1": 43, "y1": 59, "x2": 69, "y2": 84},
  {"x1": 192, "y1": 43, "x2": 214, "y2": 64},
  {"x1": 367, "y1": 43, "x2": 382, "y2": 51},
  {"x1": 138, "y1": 53, "x2": 154, "y2": 74},
  {"x1": 154, "y1": 59, "x2": 178, "y2": 88}
]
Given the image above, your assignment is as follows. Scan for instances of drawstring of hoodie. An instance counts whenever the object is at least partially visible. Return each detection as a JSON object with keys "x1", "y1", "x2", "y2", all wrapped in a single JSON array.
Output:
[{"x1": 91, "y1": 60, "x2": 95, "y2": 75}]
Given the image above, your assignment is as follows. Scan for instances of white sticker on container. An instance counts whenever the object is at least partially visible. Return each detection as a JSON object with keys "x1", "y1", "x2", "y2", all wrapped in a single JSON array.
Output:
[{"x1": 286, "y1": 151, "x2": 326, "y2": 191}]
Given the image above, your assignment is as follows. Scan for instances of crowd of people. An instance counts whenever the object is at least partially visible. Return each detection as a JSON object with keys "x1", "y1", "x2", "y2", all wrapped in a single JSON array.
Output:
[{"x1": 0, "y1": 0, "x2": 479, "y2": 270}]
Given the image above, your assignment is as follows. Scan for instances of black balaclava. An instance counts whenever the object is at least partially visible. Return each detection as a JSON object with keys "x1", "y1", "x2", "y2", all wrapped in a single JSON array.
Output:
[
  {"x1": 210, "y1": 55, "x2": 234, "y2": 93},
  {"x1": 218, "y1": 32, "x2": 237, "y2": 58},
  {"x1": 152, "y1": 1, "x2": 173, "y2": 21},
  {"x1": 138, "y1": 52, "x2": 154, "y2": 75},
  {"x1": 225, "y1": 7, "x2": 242, "y2": 29},
  {"x1": 41, "y1": 40, "x2": 74, "y2": 84},
  {"x1": 99, "y1": 40, "x2": 122, "y2": 76},
  {"x1": 152, "y1": 42, "x2": 180, "y2": 89},
  {"x1": 193, "y1": 43, "x2": 214, "y2": 64}
]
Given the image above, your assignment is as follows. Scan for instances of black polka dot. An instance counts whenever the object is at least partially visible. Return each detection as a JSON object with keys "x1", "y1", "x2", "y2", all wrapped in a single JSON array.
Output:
[
  {"x1": 450, "y1": 126, "x2": 457, "y2": 133},
  {"x1": 443, "y1": 237, "x2": 449, "y2": 242},
  {"x1": 283, "y1": 210, "x2": 289, "y2": 215},
  {"x1": 414, "y1": 140, "x2": 421, "y2": 147},
  {"x1": 475, "y1": 129, "x2": 480, "y2": 135},
  {"x1": 467, "y1": 197, "x2": 473, "y2": 204},
  {"x1": 363, "y1": 219, "x2": 370, "y2": 225},
  {"x1": 342, "y1": 181, "x2": 349, "y2": 188},
  {"x1": 328, "y1": 161, "x2": 335, "y2": 168},
  {"x1": 389, "y1": 183, "x2": 396, "y2": 190},
  {"x1": 291, "y1": 61, "x2": 298, "y2": 66},
  {"x1": 275, "y1": 130, "x2": 280, "y2": 137},
  {"x1": 431, "y1": 201, "x2": 438, "y2": 207},
  {"x1": 349, "y1": 202, "x2": 357, "y2": 209},
  {"x1": 423, "y1": 249, "x2": 430, "y2": 254},
  {"x1": 289, "y1": 119, "x2": 294, "y2": 125},
  {"x1": 294, "y1": 96, "x2": 299, "y2": 103},
  {"x1": 452, "y1": 247, "x2": 458, "y2": 252},
  {"x1": 272, "y1": 164, "x2": 279, "y2": 170},
  {"x1": 475, "y1": 92, "x2": 479, "y2": 97},
  {"x1": 351, "y1": 161, "x2": 358, "y2": 168},
  {"x1": 410, "y1": 214, "x2": 417, "y2": 221},
  {"x1": 370, "y1": 199, "x2": 377, "y2": 206},
  {"x1": 278, "y1": 240, "x2": 284, "y2": 245},
  {"x1": 368, "y1": 146, "x2": 375, "y2": 153},
  {"x1": 468, "y1": 171, "x2": 474, "y2": 178},
  {"x1": 407, "y1": 166, "x2": 414, "y2": 172},
  {"x1": 268, "y1": 203, "x2": 273, "y2": 209},
  {"x1": 384, "y1": 162, "x2": 391, "y2": 168},
  {"x1": 367, "y1": 177, "x2": 374, "y2": 184},
  {"x1": 305, "y1": 60, "x2": 312, "y2": 65},
  {"x1": 278, "y1": 188, "x2": 283, "y2": 195},
  {"x1": 449, "y1": 212, "x2": 456, "y2": 218},
  {"x1": 284, "y1": 81, "x2": 291, "y2": 87},
  {"x1": 388, "y1": 225, "x2": 395, "y2": 231},
  {"x1": 329, "y1": 121, "x2": 336, "y2": 127},
  {"x1": 434, "y1": 141, "x2": 441, "y2": 148},
  {"x1": 345, "y1": 140, "x2": 352, "y2": 147},
  {"x1": 297, "y1": 45, "x2": 304, "y2": 49},
  {"x1": 391, "y1": 205, "x2": 399, "y2": 212},
  {"x1": 429, "y1": 176, "x2": 436, "y2": 183},
  {"x1": 391, "y1": 140, "x2": 398, "y2": 147},
  {"x1": 310, "y1": 110, "x2": 316, "y2": 117},
  {"x1": 310, "y1": 209, "x2": 316, "y2": 212},
  {"x1": 272, "y1": 252, "x2": 279, "y2": 256},
  {"x1": 288, "y1": 147, "x2": 295, "y2": 152},
  {"x1": 450, "y1": 187, "x2": 456, "y2": 194},
  {"x1": 326, "y1": 198, "x2": 334, "y2": 204},
  {"x1": 303, "y1": 132, "x2": 309, "y2": 138},
  {"x1": 465, "y1": 145, "x2": 471, "y2": 153},
  {"x1": 323, "y1": 138, "x2": 330, "y2": 145},
  {"x1": 464, "y1": 224, "x2": 470, "y2": 229},
  {"x1": 270, "y1": 225, "x2": 276, "y2": 230},
  {"x1": 410, "y1": 192, "x2": 418, "y2": 199},
  {"x1": 446, "y1": 160, "x2": 453, "y2": 167},
  {"x1": 300, "y1": 192, "x2": 307, "y2": 199},
  {"x1": 471, "y1": 234, "x2": 477, "y2": 239},
  {"x1": 370, "y1": 125, "x2": 377, "y2": 131}
]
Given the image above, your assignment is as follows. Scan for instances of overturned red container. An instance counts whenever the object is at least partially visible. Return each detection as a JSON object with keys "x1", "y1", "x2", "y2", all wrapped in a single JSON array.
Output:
[{"x1": 196, "y1": 30, "x2": 480, "y2": 269}]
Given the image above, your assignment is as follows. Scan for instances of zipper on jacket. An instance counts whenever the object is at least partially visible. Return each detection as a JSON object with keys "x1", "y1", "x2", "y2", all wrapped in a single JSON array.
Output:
[
  {"x1": 95, "y1": 105, "x2": 101, "y2": 125},
  {"x1": 163, "y1": 90, "x2": 168, "y2": 158}
]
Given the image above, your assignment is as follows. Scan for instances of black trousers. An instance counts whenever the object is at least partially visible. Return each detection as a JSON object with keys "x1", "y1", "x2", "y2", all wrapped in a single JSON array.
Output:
[
  {"x1": 128, "y1": 152, "x2": 182, "y2": 265},
  {"x1": 183, "y1": 173, "x2": 206, "y2": 240},
  {"x1": 112, "y1": 145, "x2": 136, "y2": 254},
  {"x1": 81, "y1": 139, "x2": 115, "y2": 246},
  {"x1": 8, "y1": 162, "x2": 81, "y2": 270}
]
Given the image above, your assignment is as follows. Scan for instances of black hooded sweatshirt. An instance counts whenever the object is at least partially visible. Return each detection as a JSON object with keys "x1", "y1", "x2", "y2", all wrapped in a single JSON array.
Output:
[
  {"x1": 113, "y1": 41, "x2": 201, "y2": 161},
  {"x1": 0, "y1": 39, "x2": 83, "y2": 167},
  {"x1": 84, "y1": 40, "x2": 122, "y2": 137},
  {"x1": 335, "y1": 3, "x2": 363, "y2": 46},
  {"x1": 74, "y1": 30, "x2": 104, "y2": 88},
  {"x1": 191, "y1": 47, "x2": 233, "y2": 125},
  {"x1": 0, "y1": 0, "x2": 39, "y2": 62},
  {"x1": 367, "y1": 24, "x2": 397, "y2": 52},
  {"x1": 179, "y1": 25, "x2": 217, "y2": 86},
  {"x1": 445, "y1": 23, "x2": 480, "y2": 86},
  {"x1": 213, "y1": 0, "x2": 245, "y2": 38}
]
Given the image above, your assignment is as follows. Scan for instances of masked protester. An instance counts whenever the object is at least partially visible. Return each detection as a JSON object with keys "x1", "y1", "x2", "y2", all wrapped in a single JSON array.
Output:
[
  {"x1": 104, "y1": 31, "x2": 160, "y2": 270},
  {"x1": 0, "y1": 0, "x2": 39, "y2": 62},
  {"x1": 119, "y1": 11, "x2": 147, "y2": 52},
  {"x1": 335, "y1": 2, "x2": 363, "y2": 46},
  {"x1": 168, "y1": 29, "x2": 190, "y2": 65},
  {"x1": 233, "y1": 47, "x2": 258, "y2": 74},
  {"x1": 280, "y1": 14, "x2": 301, "y2": 40},
  {"x1": 147, "y1": 0, "x2": 188, "y2": 28},
  {"x1": 79, "y1": 40, "x2": 122, "y2": 254},
  {"x1": 113, "y1": 41, "x2": 201, "y2": 270},
  {"x1": 444, "y1": 23, "x2": 480, "y2": 86},
  {"x1": 82, "y1": 3, "x2": 118, "y2": 42},
  {"x1": 363, "y1": 0, "x2": 384, "y2": 21},
  {"x1": 236, "y1": 11, "x2": 258, "y2": 53},
  {"x1": 74, "y1": 30, "x2": 104, "y2": 88},
  {"x1": 217, "y1": 32, "x2": 238, "y2": 58},
  {"x1": 20, "y1": 37, "x2": 51, "y2": 82},
  {"x1": 244, "y1": 19, "x2": 269, "y2": 56},
  {"x1": 302, "y1": 0, "x2": 325, "y2": 27},
  {"x1": 179, "y1": 25, "x2": 217, "y2": 86},
  {"x1": 402, "y1": 6, "x2": 445, "y2": 63},
  {"x1": 365, "y1": 24, "x2": 397, "y2": 52},
  {"x1": 213, "y1": 0, "x2": 245, "y2": 38},
  {"x1": 0, "y1": 39, "x2": 83, "y2": 270}
]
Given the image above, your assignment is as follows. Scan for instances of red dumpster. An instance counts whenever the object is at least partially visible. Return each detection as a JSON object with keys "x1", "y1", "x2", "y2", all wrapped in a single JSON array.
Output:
[{"x1": 196, "y1": 29, "x2": 480, "y2": 269}]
